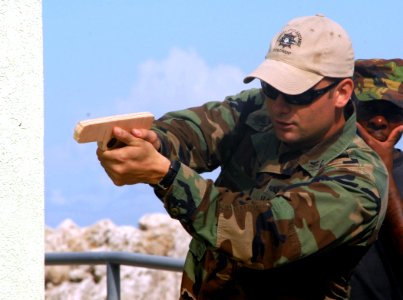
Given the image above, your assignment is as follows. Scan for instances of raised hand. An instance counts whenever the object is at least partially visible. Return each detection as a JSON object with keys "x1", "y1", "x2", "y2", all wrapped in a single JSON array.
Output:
[
  {"x1": 96, "y1": 126, "x2": 170, "y2": 186},
  {"x1": 356, "y1": 122, "x2": 403, "y2": 170}
]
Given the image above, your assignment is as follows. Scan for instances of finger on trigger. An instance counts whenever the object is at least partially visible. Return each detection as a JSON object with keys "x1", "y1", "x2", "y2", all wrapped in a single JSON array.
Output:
[{"x1": 113, "y1": 126, "x2": 133, "y2": 145}]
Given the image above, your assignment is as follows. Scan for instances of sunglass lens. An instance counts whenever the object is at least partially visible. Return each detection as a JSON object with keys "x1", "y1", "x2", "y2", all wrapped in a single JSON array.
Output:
[
  {"x1": 284, "y1": 94, "x2": 313, "y2": 105},
  {"x1": 261, "y1": 81, "x2": 279, "y2": 99}
]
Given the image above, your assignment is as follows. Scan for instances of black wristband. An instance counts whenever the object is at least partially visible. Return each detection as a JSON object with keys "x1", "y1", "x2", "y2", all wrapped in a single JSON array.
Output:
[{"x1": 154, "y1": 160, "x2": 181, "y2": 190}]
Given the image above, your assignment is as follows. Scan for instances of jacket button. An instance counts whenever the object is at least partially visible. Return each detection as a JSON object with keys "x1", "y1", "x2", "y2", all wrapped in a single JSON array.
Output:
[{"x1": 170, "y1": 207, "x2": 180, "y2": 217}]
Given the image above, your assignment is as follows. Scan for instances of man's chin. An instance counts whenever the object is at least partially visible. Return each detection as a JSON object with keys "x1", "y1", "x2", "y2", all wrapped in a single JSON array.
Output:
[{"x1": 278, "y1": 136, "x2": 302, "y2": 147}]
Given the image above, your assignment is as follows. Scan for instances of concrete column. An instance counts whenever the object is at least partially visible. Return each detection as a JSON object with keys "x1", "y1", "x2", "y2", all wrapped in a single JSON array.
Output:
[{"x1": 0, "y1": 0, "x2": 44, "y2": 299}]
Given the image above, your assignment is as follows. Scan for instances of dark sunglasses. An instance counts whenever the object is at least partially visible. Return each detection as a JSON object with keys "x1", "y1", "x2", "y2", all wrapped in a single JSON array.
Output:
[{"x1": 260, "y1": 80, "x2": 341, "y2": 105}]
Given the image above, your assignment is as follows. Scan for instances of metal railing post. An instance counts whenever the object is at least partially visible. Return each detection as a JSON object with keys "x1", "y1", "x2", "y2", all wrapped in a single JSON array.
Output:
[
  {"x1": 107, "y1": 262, "x2": 120, "y2": 300},
  {"x1": 45, "y1": 252, "x2": 185, "y2": 299}
]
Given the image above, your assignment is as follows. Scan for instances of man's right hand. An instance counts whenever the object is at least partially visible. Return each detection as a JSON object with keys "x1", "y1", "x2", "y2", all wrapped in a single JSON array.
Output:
[
  {"x1": 131, "y1": 128, "x2": 161, "y2": 152},
  {"x1": 96, "y1": 127, "x2": 170, "y2": 186}
]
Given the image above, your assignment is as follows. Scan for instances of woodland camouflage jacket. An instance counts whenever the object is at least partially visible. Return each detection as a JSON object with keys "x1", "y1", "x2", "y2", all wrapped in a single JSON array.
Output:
[{"x1": 151, "y1": 88, "x2": 388, "y2": 300}]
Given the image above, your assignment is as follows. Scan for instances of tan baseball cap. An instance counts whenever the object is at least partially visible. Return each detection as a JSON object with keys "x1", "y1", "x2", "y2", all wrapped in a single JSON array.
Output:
[{"x1": 244, "y1": 14, "x2": 354, "y2": 95}]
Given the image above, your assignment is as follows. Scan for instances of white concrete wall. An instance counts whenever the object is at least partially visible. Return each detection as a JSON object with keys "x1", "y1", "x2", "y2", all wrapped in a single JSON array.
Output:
[{"x1": 0, "y1": 1, "x2": 44, "y2": 299}]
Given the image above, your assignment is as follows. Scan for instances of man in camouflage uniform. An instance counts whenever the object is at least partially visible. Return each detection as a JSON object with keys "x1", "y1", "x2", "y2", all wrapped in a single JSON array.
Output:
[
  {"x1": 350, "y1": 59, "x2": 403, "y2": 300},
  {"x1": 97, "y1": 15, "x2": 388, "y2": 299}
]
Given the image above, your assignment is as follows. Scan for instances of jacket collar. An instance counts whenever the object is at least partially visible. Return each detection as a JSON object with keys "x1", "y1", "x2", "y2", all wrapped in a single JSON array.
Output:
[{"x1": 246, "y1": 103, "x2": 357, "y2": 177}]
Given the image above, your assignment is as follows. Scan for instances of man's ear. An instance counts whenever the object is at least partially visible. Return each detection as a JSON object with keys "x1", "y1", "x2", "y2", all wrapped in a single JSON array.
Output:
[{"x1": 334, "y1": 78, "x2": 354, "y2": 108}]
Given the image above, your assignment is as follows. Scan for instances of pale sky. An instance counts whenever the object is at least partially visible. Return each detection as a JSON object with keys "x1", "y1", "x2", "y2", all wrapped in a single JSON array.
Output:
[{"x1": 44, "y1": 1, "x2": 403, "y2": 227}]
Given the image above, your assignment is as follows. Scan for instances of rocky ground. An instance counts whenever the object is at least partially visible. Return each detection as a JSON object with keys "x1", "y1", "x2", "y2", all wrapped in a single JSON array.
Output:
[{"x1": 45, "y1": 213, "x2": 191, "y2": 300}]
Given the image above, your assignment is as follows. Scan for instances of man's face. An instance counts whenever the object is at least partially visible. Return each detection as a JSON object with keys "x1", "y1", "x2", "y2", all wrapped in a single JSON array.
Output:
[
  {"x1": 356, "y1": 100, "x2": 403, "y2": 142},
  {"x1": 265, "y1": 79, "x2": 345, "y2": 149}
]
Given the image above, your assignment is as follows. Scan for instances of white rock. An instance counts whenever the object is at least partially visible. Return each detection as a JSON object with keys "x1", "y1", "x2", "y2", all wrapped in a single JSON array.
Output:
[{"x1": 45, "y1": 213, "x2": 192, "y2": 300}]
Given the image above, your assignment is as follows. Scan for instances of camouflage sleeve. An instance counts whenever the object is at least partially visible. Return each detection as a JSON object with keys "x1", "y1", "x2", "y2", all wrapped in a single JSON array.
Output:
[
  {"x1": 160, "y1": 146, "x2": 387, "y2": 269},
  {"x1": 152, "y1": 88, "x2": 263, "y2": 172},
  {"x1": 215, "y1": 144, "x2": 388, "y2": 268}
]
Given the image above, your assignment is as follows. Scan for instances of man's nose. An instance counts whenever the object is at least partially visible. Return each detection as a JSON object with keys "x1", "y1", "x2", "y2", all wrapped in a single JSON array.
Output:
[
  {"x1": 367, "y1": 115, "x2": 389, "y2": 130},
  {"x1": 270, "y1": 94, "x2": 292, "y2": 114}
]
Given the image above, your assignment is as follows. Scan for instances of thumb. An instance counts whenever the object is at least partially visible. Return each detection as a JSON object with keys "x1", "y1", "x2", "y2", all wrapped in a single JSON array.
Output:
[
  {"x1": 131, "y1": 128, "x2": 161, "y2": 150},
  {"x1": 112, "y1": 126, "x2": 137, "y2": 145},
  {"x1": 387, "y1": 124, "x2": 403, "y2": 146}
]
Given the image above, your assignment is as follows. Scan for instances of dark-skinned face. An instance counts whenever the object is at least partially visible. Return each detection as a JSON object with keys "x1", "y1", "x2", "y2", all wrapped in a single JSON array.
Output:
[{"x1": 356, "y1": 100, "x2": 403, "y2": 142}]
